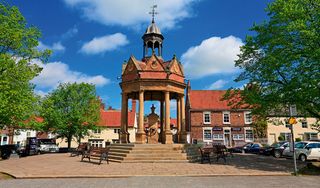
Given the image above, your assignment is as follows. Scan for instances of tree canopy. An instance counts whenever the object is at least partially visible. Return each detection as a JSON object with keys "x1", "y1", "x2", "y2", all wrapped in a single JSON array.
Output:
[
  {"x1": 40, "y1": 83, "x2": 100, "y2": 149},
  {"x1": 0, "y1": 2, "x2": 50, "y2": 129},
  {"x1": 224, "y1": 0, "x2": 320, "y2": 122}
]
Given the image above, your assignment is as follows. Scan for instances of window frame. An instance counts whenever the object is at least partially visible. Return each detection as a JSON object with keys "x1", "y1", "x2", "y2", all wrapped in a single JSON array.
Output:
[
  {"x1": 203, "y1": 111, "x2": 211, "y2": 125},
  {"x1": 232, "y1": 134, "x2": 244, "y2": 140},
  {"x1": 203, "y1": 127, "x2": 212, "y2": 142},
  {"x1": 245, "y1": 129, "x2": 254, "y2": 142},
  {"x1": 301, "y1": 121, "x2": 308, "y2": 128},
  {"x1": 114, "y1": 129, "x2": 120, "y2": 134},
  {"x1": 90, "y1": 140, "x2": 103, "y2": 148},
  {"x1": 93, "y1": 129, "x2": 101, "y2": 134},
  {"x1": 212, "y1": 134, "x2": 224, "y2": 140},
  {"x1": 244, "y1": 111, "x2": 252, "y2": 124},
  {"x1": 222, "y1": 111, "x2": 230, "y2": 124}
]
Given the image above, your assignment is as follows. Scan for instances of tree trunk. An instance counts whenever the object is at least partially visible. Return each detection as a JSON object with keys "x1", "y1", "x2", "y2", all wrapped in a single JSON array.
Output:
[{"x1": 67, "y1": 136, "x2": 72, "y2": 151}]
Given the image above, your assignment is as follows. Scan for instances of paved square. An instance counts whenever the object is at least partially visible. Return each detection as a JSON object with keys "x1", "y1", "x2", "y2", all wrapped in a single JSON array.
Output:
[{"x1": 0, "y1": 153, "x2": 306, "y2": 178}]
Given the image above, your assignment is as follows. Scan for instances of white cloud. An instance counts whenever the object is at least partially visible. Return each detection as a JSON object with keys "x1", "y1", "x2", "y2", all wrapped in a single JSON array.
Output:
[
  {"x1": 206, "y1": 79, "x2": 229, "y2": 90},
  {"x1": 80, "y1": 33, "x2": 129, "y2": 55},
  {"x1": 62, "y1": 26, "x2": 78, "y2": 39},
  {"x1": 38, "y1": 41, "x2": 66, "y2": 53},
  {"x1": 181, "y1": 36, "x2": 243, "y2": 79},
  {"x1": 63, "y1": 0, "x2": 199, "y2": 30},
  {"x1": 32, "y1": 61, "x2": 110, "y2": 89}
]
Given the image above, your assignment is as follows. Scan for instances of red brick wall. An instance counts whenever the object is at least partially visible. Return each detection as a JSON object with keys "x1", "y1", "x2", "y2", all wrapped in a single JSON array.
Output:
[{"x1": 190, "y1": 110, "x2": 251, "y2": 142}]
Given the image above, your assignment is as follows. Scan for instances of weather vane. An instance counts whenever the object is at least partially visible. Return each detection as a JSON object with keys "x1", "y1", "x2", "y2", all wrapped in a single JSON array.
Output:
[{"x1": 149, "y1": 4, "x2": 158, "y2": 23}]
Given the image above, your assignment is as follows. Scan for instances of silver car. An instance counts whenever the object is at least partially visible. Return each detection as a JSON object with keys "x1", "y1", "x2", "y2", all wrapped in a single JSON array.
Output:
[{"x1": 282, "y1": 141, "x2": 320, "y2": 162}]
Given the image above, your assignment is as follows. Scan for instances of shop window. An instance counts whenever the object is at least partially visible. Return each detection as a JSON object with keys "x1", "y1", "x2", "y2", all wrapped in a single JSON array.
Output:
[
  {"x1": 223, "y1": 111, "x2": 230, "y2": 124},
  {"x1": 203, "y1": 111, "x2": 211, "y2": 124},
  {"x1": 304, "y1": 133, "x2": 318, "y2": 141},
  {"x1": 280, "y1": 132, "x2": 291, "y2": 141},
  {"x1": 245, "y1": 130, "x2": 254, "y2": 142},
  {"x1": 203, "y1": 129, "x2": 212, "y2": 141},
  {"x1": 233, "y1": 134, "x2": 244, "y2": 140},
  {"x1": 212, "y1": 134, "x2": 224, "y2": 140}
]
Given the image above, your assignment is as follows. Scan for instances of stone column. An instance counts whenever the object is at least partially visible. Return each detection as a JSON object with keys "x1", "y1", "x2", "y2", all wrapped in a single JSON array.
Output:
[
  {"x1": 160, "y1": 100, "x2": 164, "y2": 143},
  {"x1": 120, "y1": 93, "x2": 129, "y2": 143},
  {"x1": 180, "y1": 95, "x2": 187, "y2": 143},
  {"x1": 164, "y1": 91, "x2": 173, "y2": 144},
  {"x1": 177, "y1": 98, "x2": 181, "y2": 142},
  {"x1": 136, "y1": 90, "x2": 146, "y2": 144}
]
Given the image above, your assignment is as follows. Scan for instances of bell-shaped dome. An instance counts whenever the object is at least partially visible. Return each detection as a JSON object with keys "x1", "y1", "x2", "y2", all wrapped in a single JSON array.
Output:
[{"x1": 145, "y1": 21, "x2": 162, "y2": 35}]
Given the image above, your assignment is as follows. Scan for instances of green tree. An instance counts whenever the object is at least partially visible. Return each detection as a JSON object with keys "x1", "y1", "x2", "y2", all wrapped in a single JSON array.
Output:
[
  {"x1": 224, "y1": 0, "x2": 320, "y2": 124},
  {"x1": 0, "y1": 2, "x2": 50, "y2": 132},
  {"x1": 40, "y1": 83, "x2": 100, "y2": 149}
]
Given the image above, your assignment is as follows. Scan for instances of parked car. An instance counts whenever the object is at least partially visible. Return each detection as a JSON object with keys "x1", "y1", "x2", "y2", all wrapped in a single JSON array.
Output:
[
  {"x1": 38, "y1": 139, "x2": 59, "y2": 154},
  {"x1": 259, "y1": 141, "x2": 289, "y2": 158},
  {"x1": 244, "y1": 143, "x2": 263, "y2": 154},
  {"x1": 0, "y1": 144, "x2": 16, "y2": 159},
  {"x1": 282, "y1": 141, "x2": 320, "y2": 162},
  {"x1": 230, "y1": 143, "x2": 253, "y2": 153}
]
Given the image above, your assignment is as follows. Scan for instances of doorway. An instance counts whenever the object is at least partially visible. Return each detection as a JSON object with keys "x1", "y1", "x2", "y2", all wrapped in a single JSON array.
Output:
[{"x1": 224, "y1": 129, "x2": 231, "y2": 147}]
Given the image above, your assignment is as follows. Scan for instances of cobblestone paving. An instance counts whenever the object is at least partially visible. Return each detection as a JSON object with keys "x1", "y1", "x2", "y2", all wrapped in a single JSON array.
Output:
[{"x1": 0, "y1": 153, "x2": 305, "y2": 178}]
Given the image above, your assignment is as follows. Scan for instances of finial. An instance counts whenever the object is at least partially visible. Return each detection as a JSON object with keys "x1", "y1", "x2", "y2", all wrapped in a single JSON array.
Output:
[
  {"x1": 149, "y1": 5, "x2": 158, "y2": 23},
  {"x1": 151, "y1": 104, "x2": 156, "y2": 113}
]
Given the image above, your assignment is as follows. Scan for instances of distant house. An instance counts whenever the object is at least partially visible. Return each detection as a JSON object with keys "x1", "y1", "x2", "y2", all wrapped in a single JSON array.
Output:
[
  {"x1": 186, "y1": 86, "x2": 254, "y2": 147},
  {"x1": 0, "y1": 129, "x2": 10, "y2": 145},
  {"x1": 267, "y1": 117, "x2": 319, "y2": 145},
  {"x1": 57, "y1": 101, "x2": 137, "y2": 148}
]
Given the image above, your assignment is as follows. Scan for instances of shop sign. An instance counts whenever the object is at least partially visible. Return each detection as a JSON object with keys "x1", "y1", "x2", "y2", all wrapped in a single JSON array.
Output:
[
  {"x1": 212, "y1": 127, "x2": 222, "y2": 131},
  {"x1": 231, "y1": 127, "x2": 241, "y2": 131}
]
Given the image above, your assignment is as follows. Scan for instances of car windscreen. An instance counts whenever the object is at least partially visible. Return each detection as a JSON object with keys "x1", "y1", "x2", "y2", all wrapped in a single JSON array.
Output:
[
  {"x1": 39, "y1": 139, "x2": 55, "y2": 145},
  {"x1": 271, "y1": 143, "x2": 281, "y2": 147},
  {"x1": 295, "y1": 142, "x2": 307, "y2": 149}
]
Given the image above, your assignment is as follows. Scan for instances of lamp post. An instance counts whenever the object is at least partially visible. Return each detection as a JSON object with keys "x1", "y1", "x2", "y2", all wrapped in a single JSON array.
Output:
[{"x1": 289, "y1": 105, "x2": 298, "y2": 175}]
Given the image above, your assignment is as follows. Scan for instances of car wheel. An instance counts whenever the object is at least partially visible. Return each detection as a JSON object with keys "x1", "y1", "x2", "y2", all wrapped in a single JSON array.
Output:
[
  {"x1": 274, "y1": 151, "x2": 281, "y2": 158},
  {"x1": 299, "y1": 154, "x2": 307, "y2": 162}
]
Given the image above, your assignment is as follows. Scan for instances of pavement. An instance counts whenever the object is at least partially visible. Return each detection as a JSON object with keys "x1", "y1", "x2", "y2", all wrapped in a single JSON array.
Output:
[
  {"x1": 0, "y1": 153, "x2": 307, "y2": 179},
  {"x1": 1, "y1": 176, "x2": 320, "y2": 188}
]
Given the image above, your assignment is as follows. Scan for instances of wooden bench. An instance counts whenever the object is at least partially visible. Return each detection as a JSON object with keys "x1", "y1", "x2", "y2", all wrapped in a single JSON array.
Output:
[
  {"x1": 70, "y1": 143, "x2": 88, "y2": 157},
  {"x1": 199, "y1": 144, "x2": 233, "y2": 164},
  {"x1": 81, "y1": 147, "x2": 110, "y2": 165},
  {"x1": 213, "y1": 144, "x2": 233, "y2": 163},
  {"x1": 199, "y1": 147, "x2": 211, "y2": 164}
]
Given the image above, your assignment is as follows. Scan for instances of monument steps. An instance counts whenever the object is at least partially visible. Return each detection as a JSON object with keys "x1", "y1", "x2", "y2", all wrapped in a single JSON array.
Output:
[{"x1": 108, "y1": 143, "x2": 190, "y2": 163}]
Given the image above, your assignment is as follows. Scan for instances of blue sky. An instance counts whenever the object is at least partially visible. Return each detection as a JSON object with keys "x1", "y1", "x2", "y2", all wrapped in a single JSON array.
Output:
[{"x1": 9, "y1": 0, "x2": 270, "y2": 113}]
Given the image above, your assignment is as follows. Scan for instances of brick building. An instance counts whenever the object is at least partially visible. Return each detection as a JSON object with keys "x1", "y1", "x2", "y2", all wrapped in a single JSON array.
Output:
[{"x1": 186, "y1": 84, "x2": 254, "y2": 147}]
